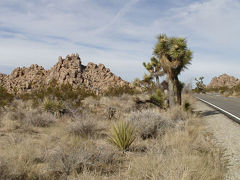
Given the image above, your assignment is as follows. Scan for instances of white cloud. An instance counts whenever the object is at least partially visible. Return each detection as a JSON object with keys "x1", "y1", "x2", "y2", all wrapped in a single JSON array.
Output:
[{"x1": 0, "y1": 0, "x2": 239, "y2": 83}]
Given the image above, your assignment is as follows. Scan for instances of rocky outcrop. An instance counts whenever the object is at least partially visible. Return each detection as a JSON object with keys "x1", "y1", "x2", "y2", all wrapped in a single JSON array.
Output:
[
  {"x1": 0, "y1": 73, "x2": 7, "y2": 85},
  {"x1": 0, "y1": 53, "x2": 129, "y2": 94},
  {"x1": 46, "y1": 54, "x2": 85, "y2": 88},
  {"x1": 208, "y1": 74, "x2": 240, "y2": 88},
  {"x1": 3, "y1": 65, "x2": 47, "y2": 93},
  {"x1": 82, "y1": 62, "x2": 126, "y2": 92}
]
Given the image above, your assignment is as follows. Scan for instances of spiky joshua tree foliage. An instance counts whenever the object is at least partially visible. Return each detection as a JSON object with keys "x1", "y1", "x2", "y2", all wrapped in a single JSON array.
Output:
[
  {"x1": 154, "y1": 34, "x2": 192, "y2": 107},
  {"x1": 195, "y1": 77, "x2": 206, "y2": 93},
  {"x1": 143, "y1": 57, "x2": 164, "y2": 88}
]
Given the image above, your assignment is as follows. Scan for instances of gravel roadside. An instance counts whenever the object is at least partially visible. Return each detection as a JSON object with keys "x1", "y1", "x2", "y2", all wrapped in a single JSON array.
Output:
[{"x1": 194, "y1": 100, "x2": 240, "y2": 180}]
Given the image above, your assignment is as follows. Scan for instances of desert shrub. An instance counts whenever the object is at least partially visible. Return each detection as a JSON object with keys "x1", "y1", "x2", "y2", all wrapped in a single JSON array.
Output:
[
  {"x1": 150, "y1": 89, "x2": 164, "y2": 108},
  {"x1": 3, "y1": 110, "x2": 56, "y2": 130},
  {"x1": 42, "y1": 98, "x2": 65, "y2": 115},
  {"x1": 108, "y1": 121, "x2": 135, "y2": 151},
  {"x1": 127, "y1": 109, "x2": 173, "y2": 139},
  {"x1": 0, "y1": 85, "x2": 13, "y2": 107},
  {"x1": 204, "y1": 83, "x2": 240, "y2": 97},
  {"x1": 233, "y1": 83, "x2": 240, "y2": 92},
  {"x1": 68, "y1": 119, "x2": 98, "y2": 138},
  {"x1": 205, "y1": 86, "x2": 229, "y2": 93},
  {"x1": 183, "y1": 101, "x2": 191, "y2": 111},
  {"x1": 0, "y1": 156, "x2": 9, "y2": 180},
  {"x1": 47, "y1": 143, "x2": 122, "y2": 177},
  {"x1": 0, "y1": 136, "x2": 122, "y2": 179},
  {"x1": 6, "y1": 110, "x2": 26, "y2": 121},
  {"x1": 0, "y1": 139, "x2": 47, "y2": 180},
  {"x1": 99, "y1": 95, "x2": 137, "y2": 115},
  {"x1": 165, "y1": 105, "x2": 188, "y2": 121},
  {"x1": 23, "y1": 111, "x2": 55, "y2": 127},
  {"x1": 126, "y1": 118, "x2": 227, "y2": 180},
  {"x1": 105, "y1": 107, "x2": 117, "y2": 120},
  {"x1": 19, "y1": 81, "x2": 96, "y2": 107},
  {"x1": 105, "y1": 85, "x2": 138, "y2": 97},
  {"x1": 219, "y1": 89, "x2": 225, "y2": 94}
]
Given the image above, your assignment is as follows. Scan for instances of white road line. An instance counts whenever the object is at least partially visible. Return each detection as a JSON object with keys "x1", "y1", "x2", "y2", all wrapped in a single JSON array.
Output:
[{"x1": 195, "y1": 96, "x2": 240, "y2": 122}]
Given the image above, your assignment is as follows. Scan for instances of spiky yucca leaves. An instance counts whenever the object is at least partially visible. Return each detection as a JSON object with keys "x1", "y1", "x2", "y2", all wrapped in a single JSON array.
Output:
[
  {"x1": 154, "y1": 34, "x2": 192, "y2": 107},
  {"x1": 108, "y1": 121, "x2": 135, "y2": 151}
]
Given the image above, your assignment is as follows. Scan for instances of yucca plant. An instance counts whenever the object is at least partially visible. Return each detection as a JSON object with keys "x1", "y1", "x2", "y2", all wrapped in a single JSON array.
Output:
[
  {"x1": 42, "y1": 98, "x2": 65, "y2": 116},
  {"x1": 108, "y1": 121, "x2": 135, "y2": 151}
]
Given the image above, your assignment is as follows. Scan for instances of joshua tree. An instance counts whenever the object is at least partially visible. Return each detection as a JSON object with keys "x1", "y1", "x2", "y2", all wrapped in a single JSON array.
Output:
[
  {"x1": 142, "y1": 74, "x2": 155, "y2": 90},
  {"x1": 195, "y1": 77, "x2": 206, "y2": 93},
  {"x1": 143, "y1": 57, "x2": 164, "y2": 88},
  {"x1": 154, "y1": 34, "x2": 192, "y2": 107}
]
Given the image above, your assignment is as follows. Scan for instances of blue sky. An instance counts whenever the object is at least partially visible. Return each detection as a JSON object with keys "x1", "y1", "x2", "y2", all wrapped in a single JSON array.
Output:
[{"x1": 0, "y1": 0, "x2": 240, "y2": 84}]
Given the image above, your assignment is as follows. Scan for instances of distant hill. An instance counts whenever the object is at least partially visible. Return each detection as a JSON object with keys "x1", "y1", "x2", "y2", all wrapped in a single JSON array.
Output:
[
  {"x1": 207, "y1": 74, "x2": 240, "y2": 88},
  {"x1": 0, "y1": 53, "x2": 129, "y2": 94}
]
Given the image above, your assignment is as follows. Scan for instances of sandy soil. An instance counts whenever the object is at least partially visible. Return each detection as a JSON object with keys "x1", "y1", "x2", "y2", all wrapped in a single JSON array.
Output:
[{"x1": 194, "y1": 100, "x2": 240, "y2": 180}]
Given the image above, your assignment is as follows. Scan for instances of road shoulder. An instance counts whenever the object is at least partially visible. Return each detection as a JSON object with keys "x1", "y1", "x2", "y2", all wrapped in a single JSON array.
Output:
[{"x1": 193, "y1": 100, "x2": 240, "y2": 180}]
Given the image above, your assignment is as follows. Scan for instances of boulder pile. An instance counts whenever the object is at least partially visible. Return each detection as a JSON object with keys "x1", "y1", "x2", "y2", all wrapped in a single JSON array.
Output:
[
  {"x1": 0, "y1": 53, "x2": 129, "y2": 94},
  {"x1": 207, "y1": 74, "x2": 240, "y2": 88}
]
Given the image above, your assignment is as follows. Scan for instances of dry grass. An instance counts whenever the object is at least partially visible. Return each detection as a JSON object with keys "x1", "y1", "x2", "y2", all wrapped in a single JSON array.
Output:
[
  {"x1": 67, "y1": 115, "x2": 101, "y2": 138},
  {"x1": 0, "y1": 95, "x2": 228, "y2": 180},
  {"x1": 126, "y1": 117, "x2": 227, "y2": 180},
  {"x1": 1, "y1": 110, "x2": 56, "y2": 132},
  {"x1": 82, "y1": 94, "x2": 137, "y2": 120},
  {"x1": 46, "y1": 142, "x2": 123, "y2": 179}
]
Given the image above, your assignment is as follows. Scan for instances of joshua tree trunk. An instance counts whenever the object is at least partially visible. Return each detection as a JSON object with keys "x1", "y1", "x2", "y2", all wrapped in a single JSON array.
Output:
[
  {"x1": 175, "y1": 77, "x2": 182, "y2": 105},
  {"x1": 155, "y1": 76, "x2": 160, "y2": 88},
  {"x1": 167, "y1": 76, "x2": 175, "y2": 107}
]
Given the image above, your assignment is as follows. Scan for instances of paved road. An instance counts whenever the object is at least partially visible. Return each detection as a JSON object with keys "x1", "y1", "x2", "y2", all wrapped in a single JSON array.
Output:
[{"x1": 194, "y1": 93, "x2": 240, "y2": 122}]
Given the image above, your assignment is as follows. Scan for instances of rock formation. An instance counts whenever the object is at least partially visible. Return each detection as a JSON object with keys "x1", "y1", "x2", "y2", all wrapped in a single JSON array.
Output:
[
  {"x1": 208, "y1": 74, "x2": 240, "y2": 88},
  {"x1": 0, "y1": 54, "x2": 129, "y2": 94},
  {"x1": 0, "y1": 73, "x2": 7, "y2": 85}
]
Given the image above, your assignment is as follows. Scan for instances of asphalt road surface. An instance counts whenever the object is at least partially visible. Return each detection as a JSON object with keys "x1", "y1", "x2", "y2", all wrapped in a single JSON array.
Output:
[{"x1": 194, "y1": 93, "x2": 240, "y2": 123}]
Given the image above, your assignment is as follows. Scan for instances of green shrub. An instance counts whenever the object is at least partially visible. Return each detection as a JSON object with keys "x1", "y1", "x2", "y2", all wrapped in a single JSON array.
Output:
[
  {"x1": 105, "y1": 85, "x2": 138, "y2": 97},
  {"x1": 108, "y1": 121, "x2": 135, "y2": 151},
  {"x1": 0, "y1": 85, "x2": 13, "y2": 107},
  {"x1": 42, "y1": 98, "x2": 65, "y2": 115},
  {"x1": 205, "y1": 86, "x2": 229, "y2": 93},
  {"x1": 150, "y1": 89, "x2": 164, "y2": 108},
  {"x1": 219, "y1": 89, "x2": 225, "y2": 94},
  {"x1": 19, "y1": 81, "x2": 95, "y2": 107},
  {"x1": 183, "y1": 101, "x2": 191, "y2": 111}
]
